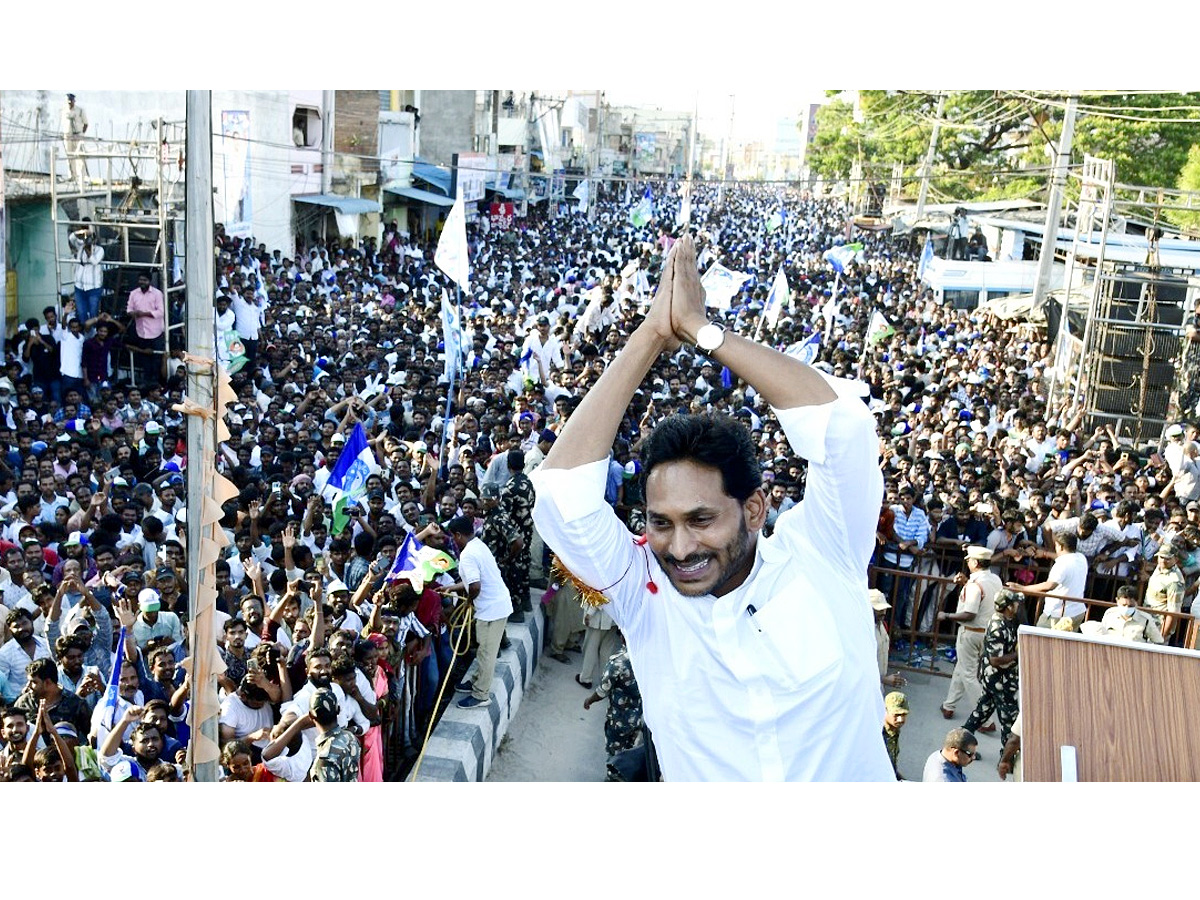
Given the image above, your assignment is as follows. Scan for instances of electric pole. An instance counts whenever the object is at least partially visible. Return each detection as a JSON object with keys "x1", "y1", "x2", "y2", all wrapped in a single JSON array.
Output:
[
  {"x1": 914, "y1": 92, "x2": 945, "y2": 222},
  {"x1": 1032, "y1": 95, "x2": 1079, "y2": 311},
  {"x1": 184, "y1": 89, "x2": 219, "y2": 783}
]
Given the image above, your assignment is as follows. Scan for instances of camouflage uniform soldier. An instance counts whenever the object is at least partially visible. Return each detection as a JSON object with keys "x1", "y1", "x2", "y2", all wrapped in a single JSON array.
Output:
[
  {"x1": 964, "y1": 589, "x2": 1021, "y2": 746},
  {"x1": 479, "y1": 486, "x2": 517, "y2": 563},
  {"x1": 584, "y1": 642, "x2": 644, "y2": 781},
  {"x1": 881, "y1": 691, "x2": 908, "y2": 780},
  {"x1": 500, "y1": 450, "x2": 536, "y2": 616},
  {"x1": 308, "y1": 689, "x2": 361, "y2": 782}
]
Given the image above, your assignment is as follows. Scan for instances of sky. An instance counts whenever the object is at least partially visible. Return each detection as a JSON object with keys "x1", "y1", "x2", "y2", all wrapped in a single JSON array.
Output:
[{"x1": 603, "y1": 88, "x2": 829, "y2": 147}]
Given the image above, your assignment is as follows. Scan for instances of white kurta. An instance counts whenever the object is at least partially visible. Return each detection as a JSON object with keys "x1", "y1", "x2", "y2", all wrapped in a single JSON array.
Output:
[{"x1": 531, "y1": 393, "x2": 893, "y2": 782}]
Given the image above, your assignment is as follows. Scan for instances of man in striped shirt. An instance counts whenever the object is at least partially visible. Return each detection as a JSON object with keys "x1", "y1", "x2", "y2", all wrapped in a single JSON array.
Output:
[{"x1": 878, "y1": 486, "x2": 929, "y2": 628}]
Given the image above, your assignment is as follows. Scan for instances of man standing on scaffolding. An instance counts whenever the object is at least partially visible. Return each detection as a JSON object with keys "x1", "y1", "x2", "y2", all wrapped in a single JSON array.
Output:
[
  {"x1": 61, "y1": 94, "x2": 88, "y2": 189},
  {"x1": 126, "y1": 273, "x2": 165, "y2": 386}
]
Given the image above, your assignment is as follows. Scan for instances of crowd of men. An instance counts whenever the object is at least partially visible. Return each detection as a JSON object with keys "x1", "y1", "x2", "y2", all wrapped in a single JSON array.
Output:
[{"x1": 1, "y1": 172, "x2": 1196, "y2": 782}]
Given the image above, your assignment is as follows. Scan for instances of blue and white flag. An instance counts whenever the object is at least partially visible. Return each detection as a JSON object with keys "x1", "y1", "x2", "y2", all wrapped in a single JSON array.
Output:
[
  {"x1": 441, "y1": 289, "x2": 464, "y2": 380},
  {"x1": 630, "y1": 186, "x2": 653, "y2": 228},
  {"x1": 321, "y1": 423, "x2": 379, "y2": 531},
  {"x1": 762, "y1": 267, "x2": 789, "y2": 329},
  {"x1": 823, "y1": 242, "x2": 864, "y2": 274},
  {"x1": 786, "y1": 331, "x2": 822, "y2": 366},
  {"x1": 700, "y1": 262, "x2": 752, "y2": 310},
  {"x1": 100, "y1": 626, "x2": 128, "y2": 730},
  {"x1": 917, "y1": 236, "x2": 934, "y2": 280},
  {"x1": 387, "y1": 530, "x2": 456, "y2": 591}
]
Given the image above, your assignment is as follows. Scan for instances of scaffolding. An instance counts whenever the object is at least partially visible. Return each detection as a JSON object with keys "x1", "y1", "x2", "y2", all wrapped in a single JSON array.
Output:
[
  {"x1": 48, "y1": 119, "x2": 186, "y2": 384},
  {"x1": 1048, "y1": 156, "x2": 1200, "y2": 443}
]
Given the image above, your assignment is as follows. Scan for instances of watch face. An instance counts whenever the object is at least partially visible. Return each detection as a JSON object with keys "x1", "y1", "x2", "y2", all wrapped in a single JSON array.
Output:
[{"x1": 698, "y1": 323, "x2": 724, "y2": 351}]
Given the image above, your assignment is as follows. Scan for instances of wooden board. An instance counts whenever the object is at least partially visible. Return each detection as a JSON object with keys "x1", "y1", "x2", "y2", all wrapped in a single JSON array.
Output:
[{"x1": 1019, "y1": 626, "x2": 1200, "y2": 781}]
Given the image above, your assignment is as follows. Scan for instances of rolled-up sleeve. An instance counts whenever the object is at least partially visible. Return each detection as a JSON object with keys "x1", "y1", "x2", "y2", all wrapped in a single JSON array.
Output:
[{"x1": 772, "y1": 395, "x2": 883, "y2": 576}]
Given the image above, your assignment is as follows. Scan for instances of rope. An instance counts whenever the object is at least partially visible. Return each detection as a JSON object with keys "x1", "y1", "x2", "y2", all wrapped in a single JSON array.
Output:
[{"x1": 408, "y1": 599, "x2": 474, "y2": 781}]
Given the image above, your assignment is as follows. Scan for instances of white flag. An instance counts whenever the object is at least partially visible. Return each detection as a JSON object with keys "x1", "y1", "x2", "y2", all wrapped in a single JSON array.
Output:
[
  {"x1": 435, "y1": 195, "x2": 470, "y2": 291},
  {"x1": 677, "y1": 181, "x2": 692, "y2": 228},
  {"x1": 763, "y1": 267, "x2": 789, "y2": 328},
  {"x1": 700, "y1": 262, "x2": 751, "y2": 310},
  {"x1": 441, "y1": 289, "x2": 464, "y2": 380},
  {"x1": 572, "y1": 178, "x2": 590, "y2": 213}
]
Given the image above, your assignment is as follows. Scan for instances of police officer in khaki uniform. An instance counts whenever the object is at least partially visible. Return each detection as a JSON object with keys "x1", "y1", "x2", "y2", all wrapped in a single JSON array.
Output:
[
  {"x1": 938, "y1": 545, "x2": 1002, "y2": 723},
  {"x1": 1145, "y1": 544, "x2": 1185, "y2": 640},
  {"x1": 1094, "y1": 584, "x2": 1166, "y2": 644}
]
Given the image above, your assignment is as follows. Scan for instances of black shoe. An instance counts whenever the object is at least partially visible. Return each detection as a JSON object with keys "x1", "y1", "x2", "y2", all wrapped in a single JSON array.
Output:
[
  {"x1": 549, "y1": 652, "x2": 571, "y2": 664},
  {"x1": 500, "y1": 636, "x2": 511, "y2": 651},
  {"x1": 509, "y1": 610, "x2": 526, "y2": 624}
]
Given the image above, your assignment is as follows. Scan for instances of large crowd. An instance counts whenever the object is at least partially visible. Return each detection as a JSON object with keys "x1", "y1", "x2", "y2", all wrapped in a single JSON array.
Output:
[{"x1": 1, "y1": 172, "x2": 1196, "y2": 783}]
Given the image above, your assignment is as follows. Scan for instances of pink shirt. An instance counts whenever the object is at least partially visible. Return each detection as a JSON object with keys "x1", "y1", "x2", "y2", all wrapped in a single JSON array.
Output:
[{"x1": 127, "y1": 285, "x2": 165, "y2": 340}]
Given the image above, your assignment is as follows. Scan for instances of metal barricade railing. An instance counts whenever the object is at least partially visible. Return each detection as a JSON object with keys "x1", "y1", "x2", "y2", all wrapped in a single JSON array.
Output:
[{"x1": 870, "y1": 562, "x2": 1199, "y2": 679}]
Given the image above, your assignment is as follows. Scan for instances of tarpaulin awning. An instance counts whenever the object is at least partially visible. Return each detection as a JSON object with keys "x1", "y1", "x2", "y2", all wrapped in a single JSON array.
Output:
[
  {"x1": 412, "y1": 157, "x2": 451, "y2": 195},
  {"x1": 383, "y1": 185, "x2": 456, "y2": 207},
  {"x1": 293, "y1": 194, "x2": 381, "y2": 214}
]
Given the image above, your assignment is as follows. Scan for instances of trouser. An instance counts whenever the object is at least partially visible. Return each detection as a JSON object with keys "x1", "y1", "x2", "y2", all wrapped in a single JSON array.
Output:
[
  {"x1": 65, "y1": 138, "x2": 86, "y2": 184},
  {"x1": 502, "y1": 543, "x2": 532, "y2": 612},
  {"x1": 877, "y1": 563, "x2": 916, "y2": 630},
  {"x1": 964, "y1": 671, "x2": 1019, "y2": 746},
  {"x1": 35, "y1": 375, "x2": 62, "y2": 405},
  {"x1": 127, "y1": 333, "x2": 164, "y2": 385},
  {"x1": 579, "y1": 625, "x2": 621, "y2": 685},
  {"x1": 74, "y1": 287, "x2": 101, "y2": 323},
  {"x1": 61, "y1": 375, "x2": 86, "y2": 402},
  {"x1": 943, "y1": 628, "x2": 984, "y2": 713},
  {"x1": 548, "y1": 581, "x2": 586, "y2": 655},
  {"x1": 471, "y1": 616, "x2": 506, "y2": 702}
]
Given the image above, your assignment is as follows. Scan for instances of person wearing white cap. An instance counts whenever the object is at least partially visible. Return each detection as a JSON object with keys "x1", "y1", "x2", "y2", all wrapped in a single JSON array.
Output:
[
  {"x1": 938, "y1": 546, "x2": 1002, "y2": 726},
  {"x1": 131, "y1": 588, "x2": 183, "y2": 652},
  {"x1": 1163, "y1": 423, "x2": 1200, "y2": 504}
]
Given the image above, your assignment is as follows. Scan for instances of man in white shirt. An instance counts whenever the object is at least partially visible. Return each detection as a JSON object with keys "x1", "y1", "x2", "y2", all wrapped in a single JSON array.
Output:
[
  {"x1": 68, "y1": 228, "x2": 104, "y2": 322},
  {"x1": 518, "y1": 315, "x2": 563, "y2": 384},
  {"x1": 530, "y1": 237, "x2": 893, "y2": 781},
  {"x1": 1009, "y1": 530, "x2": 1088, "y2": 629},
  {"x1": 1163, "y1": 423, "x2": 1200, "y2": 503},
  {"x1": 231, "y1": 287, "x2": 265, "y2": 368},
  {"x1": 442, "y1": 515, "x2": 513, "y2": 710}
]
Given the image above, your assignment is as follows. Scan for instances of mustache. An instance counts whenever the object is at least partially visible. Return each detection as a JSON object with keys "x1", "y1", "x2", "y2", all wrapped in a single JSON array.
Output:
[{"x1": 662, "y1": 554, "x2": 712, "y2": 567}]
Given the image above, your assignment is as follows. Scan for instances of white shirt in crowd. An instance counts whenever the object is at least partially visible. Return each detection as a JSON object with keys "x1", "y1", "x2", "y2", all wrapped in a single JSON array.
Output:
[{"x1": 457, "y1": 535, "x2": 513, "y2": 623}]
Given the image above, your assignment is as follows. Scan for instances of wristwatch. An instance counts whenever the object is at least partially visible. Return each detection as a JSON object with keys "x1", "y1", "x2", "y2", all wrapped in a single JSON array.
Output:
[{"x1": 695, "y1": 321, "x2": 726, "y2": 353}]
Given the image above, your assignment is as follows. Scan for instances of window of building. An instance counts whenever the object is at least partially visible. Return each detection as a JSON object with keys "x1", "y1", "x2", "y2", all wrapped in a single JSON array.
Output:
[{"x1": 293, "y1": 107, "x2": 321, "y2": 149}]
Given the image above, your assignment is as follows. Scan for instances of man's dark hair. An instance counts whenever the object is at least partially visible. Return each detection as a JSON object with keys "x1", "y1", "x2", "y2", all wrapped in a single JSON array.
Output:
[
  {"x1": 26, "y1": 657, "x2": 57, "y2": 683},
  {"x1": 446, "y1": 515, "x2": 475, "y2": 537},
  {"x1": 506, "y1": 449, "x2": 525, "y2": 473},
  {"x1": 640, "y1": 414, "x2": 762, "y2": 502},
  {"x1": 1055, "y1": 531, "x2": 1078, "y2": 552}
]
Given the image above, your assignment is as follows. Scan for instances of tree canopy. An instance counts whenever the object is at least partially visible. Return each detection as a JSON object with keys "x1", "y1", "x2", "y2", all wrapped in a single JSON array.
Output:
[{"x1": 805, "y1": 91, "x2": 1200, "y2": 205}]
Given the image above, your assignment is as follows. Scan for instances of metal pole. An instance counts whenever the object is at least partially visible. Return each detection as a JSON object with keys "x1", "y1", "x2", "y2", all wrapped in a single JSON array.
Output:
[
  {"x1": 1071, "y1": 158, "x2": 1114, "y2": 411},
  {"x1": 50, "y1": 145, "x2": 63, "y2": 318},
  {"x1": 914, "y1": 92, "x2": 945, "y2": 223},
  {"x1": 184, "y1": 90, "x2": 219, "y2": 783},
  {"x1": 520, "y1": 93, "x2": 534, "y2": 219},
  {"x1": 1032, "y1": 95, "x2": 1078, "y2": 312}
]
